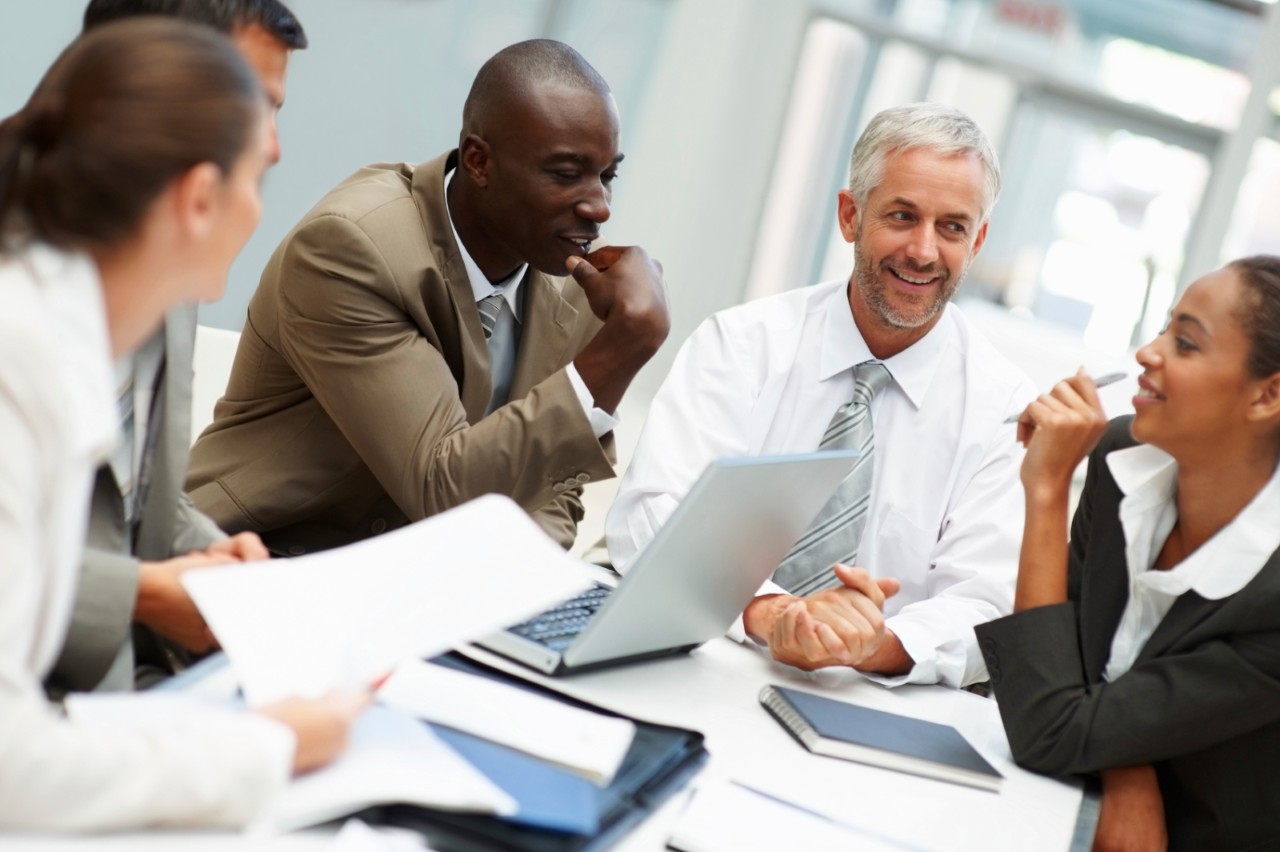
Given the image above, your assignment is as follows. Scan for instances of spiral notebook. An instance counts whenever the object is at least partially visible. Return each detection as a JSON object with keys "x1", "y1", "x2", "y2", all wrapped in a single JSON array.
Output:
[{"x1": 759, "y1": 685, "x2": 1002, "y2": 792}]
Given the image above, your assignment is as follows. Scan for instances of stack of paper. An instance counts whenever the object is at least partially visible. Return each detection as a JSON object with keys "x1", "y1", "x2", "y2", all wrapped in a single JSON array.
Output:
[
  {"x1": 377, "y1": 659, "x2": 636, "y2": 784},
  {"x1": 182, "y1": 495, "x2": 597, "y2": 706},
  {"x1": 270, "y1": 705, "x2": 514, "y2": 833}
]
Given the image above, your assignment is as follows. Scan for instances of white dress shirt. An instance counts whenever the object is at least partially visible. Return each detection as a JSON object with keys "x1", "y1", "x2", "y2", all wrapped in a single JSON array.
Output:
[
  {"x1": 606, "y1": 278, "x2": 1036, "y2": 686},
  {"x1": 1102, "y1": 443, "x2": 1280, "y2": 681},
  {"x1": 444, "y1": 169, "x2": 618, "y2": 435},
  {"x1": 0, "y1": 245, "x2": 294, "y2": 831}
]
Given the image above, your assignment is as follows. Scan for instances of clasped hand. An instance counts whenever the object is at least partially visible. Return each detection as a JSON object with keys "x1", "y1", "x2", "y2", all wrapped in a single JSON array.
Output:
[
  {"x1": 135, "y1": 532, "x2": 270, "y2": 653},
  {"x1": 746, "y1": 564, "x2": 901, "y2": 671}
]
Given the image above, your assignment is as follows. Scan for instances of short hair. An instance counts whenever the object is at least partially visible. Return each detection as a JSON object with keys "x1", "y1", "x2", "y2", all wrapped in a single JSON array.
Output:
[
  {"x1": 1230, "y1": 256, "x2": 1280, "y2": 379},
  {"x1": 0, "y1": 19, "x2": 262, "y2": 252},
  {"x1": 848, "y1": 102, "x2": 1001, "y2": 224},
  {"x1": 461, "y1": 39, "x2": 608, "y2": 137},
  {"x1": 83, "y1": 0, "x2": 307, "y2": 49}
]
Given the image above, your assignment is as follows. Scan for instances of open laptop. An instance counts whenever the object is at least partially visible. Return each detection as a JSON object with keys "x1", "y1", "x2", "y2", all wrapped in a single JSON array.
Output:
[{"x1": 477, "y1": 451, "x2": 858, "y2": 675}]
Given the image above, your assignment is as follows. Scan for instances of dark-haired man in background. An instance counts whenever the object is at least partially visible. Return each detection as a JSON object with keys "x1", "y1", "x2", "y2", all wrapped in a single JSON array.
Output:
[
  {"x1": 187, "y1": 39, "x2": 670, "y2": 555},
  {"x1": 47, "y1": 0, "x2": 308, "y2": 694}
]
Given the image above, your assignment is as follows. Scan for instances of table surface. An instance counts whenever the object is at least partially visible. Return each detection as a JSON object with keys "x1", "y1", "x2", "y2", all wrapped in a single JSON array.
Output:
[
  {"x1": 0, "y1": 637, "x2": 1089, "y2": 851},
  {"x1": 458, "y1": 637, "x2": 1087, "y2": 852}
]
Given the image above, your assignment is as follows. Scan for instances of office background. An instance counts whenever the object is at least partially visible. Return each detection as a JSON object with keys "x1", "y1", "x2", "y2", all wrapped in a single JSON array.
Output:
[{"x1": 4, "y1": 0, "x2": 1280, "y2": 399}]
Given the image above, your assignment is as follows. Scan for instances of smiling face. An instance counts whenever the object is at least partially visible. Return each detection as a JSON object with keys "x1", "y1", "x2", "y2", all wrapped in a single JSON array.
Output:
[
  {"x1": 458, "y1": 82, "x2": 622, "y2": 280},
  {"x1": 840, "y1": 147, "x2": 988, "y2": 356},
  {"x1": 1130, "y1": 267, "x2": 1273, "y2": 460}
]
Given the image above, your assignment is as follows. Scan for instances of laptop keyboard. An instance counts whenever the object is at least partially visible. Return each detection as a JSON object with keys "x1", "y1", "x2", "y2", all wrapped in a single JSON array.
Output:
[{"x1": 508, "y1": 582, "x2": 613, "y2": 651}]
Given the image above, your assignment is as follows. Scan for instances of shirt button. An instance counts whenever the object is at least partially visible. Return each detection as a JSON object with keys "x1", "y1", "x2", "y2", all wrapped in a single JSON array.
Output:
[
  {"x1": 552, "y1": 482, "x2": 567, "y2": 493},
  {"x1": 288, "y1": 545, "x2": 306, "y2": 556},
  {"x1": 575, "y1": 472, "x2": 591, "y2": 483},
  {"x1": 371, "y1": 518, "x2": 387, "y2": 534}
]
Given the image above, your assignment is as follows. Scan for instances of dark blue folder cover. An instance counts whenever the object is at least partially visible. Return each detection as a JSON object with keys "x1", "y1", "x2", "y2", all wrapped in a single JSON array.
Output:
[
  {"x1": 429, "y1": 725, "x2": 600, "y2": 835},
  {"x1": 382, "y1": 653, "x2": 707, "y2": 851}
]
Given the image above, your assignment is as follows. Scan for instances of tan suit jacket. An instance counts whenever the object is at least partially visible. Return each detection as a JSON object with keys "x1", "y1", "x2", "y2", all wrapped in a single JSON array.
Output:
[{"x1": 186, "y1": 151, "x2": 614, "y2": 554}]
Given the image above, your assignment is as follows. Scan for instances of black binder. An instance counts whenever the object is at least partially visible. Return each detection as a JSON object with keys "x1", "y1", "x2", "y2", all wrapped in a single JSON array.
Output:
[{"x1": 373, "y1": 652, "x2": 707, "y2": 851}]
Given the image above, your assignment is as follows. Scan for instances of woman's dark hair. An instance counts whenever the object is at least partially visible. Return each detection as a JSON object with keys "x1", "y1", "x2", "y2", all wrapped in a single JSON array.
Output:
[
  {"x1": 1230, "y1": 255, "x2": 1280, "y2": 379},
  {"x1": 0, "y1": 18, "x2": 262, "y2": 252}
]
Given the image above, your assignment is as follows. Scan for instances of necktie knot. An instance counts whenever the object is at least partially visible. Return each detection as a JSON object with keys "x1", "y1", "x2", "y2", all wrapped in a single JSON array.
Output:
[
  {"x1": 477, "y1": 292, "x2": 505, "y2": 340},
  {"x1": 852, "y1": 360, "x2": 891, "y2": 404}
]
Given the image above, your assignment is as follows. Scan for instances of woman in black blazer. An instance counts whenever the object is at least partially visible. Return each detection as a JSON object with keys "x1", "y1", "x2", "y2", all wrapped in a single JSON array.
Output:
[{"x1": 977, "y1": 256, "x2": 1280, "y2": 852}]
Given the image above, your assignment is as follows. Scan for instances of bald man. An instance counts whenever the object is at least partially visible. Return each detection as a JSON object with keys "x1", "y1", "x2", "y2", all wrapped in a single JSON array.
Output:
[{"x1": 187, "y1": 39, "x2": 669, "y2": 555}]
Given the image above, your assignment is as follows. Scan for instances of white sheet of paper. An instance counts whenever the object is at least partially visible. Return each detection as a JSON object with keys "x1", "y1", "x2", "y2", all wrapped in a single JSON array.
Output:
[
  {"x1": 182, "y1": 495, "x2": 597, "y2": 705},
  {"x1": 269, "y1": 705, "x2": 515, "y2": 834},
  {"x1": 668, "y1": 780, "x2": 919, "y2": 852},
  {"x1": 64, "y1": 695, "x2": 511, "y2": 835},
  {"x1": 328, "y1": 818, "x2": 432, "y2": 852},
  {"x1": 378, "y1": 659, "x2": 636, "y2": 785}
]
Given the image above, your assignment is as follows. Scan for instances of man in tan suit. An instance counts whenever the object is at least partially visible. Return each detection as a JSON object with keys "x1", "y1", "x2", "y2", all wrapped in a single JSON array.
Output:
[{"x1": 187, "y1": 39, "x2": 669, "y2": 555}]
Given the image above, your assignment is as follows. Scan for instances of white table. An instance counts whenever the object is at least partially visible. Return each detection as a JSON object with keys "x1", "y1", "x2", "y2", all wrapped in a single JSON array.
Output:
[
  {"x1": 458, "y1": 637, "x2": 1087, "y2": 852},
  {"x1": 1, "y1": 639, "x2": 1088, "y2": 851}
]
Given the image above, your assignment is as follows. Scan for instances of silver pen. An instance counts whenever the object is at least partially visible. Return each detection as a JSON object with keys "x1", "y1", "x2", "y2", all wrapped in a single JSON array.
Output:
[{"x1": 1004, "y1": 371, "x2": 1128, "y2": 423}]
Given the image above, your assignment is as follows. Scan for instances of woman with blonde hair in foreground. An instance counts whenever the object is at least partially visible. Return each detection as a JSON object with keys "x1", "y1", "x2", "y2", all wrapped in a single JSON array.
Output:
[
  {"x1": 0, "y1": 19, "x2": 364, "y2": 832},
  {"x1": 979, "y1": 256, "x2": 1280, "y2": 851}
]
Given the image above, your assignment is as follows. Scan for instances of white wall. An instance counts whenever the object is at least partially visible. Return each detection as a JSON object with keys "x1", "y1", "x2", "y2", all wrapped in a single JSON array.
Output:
[{"x1": 2, "y1": 0, "x2": 804, "y2": 400}]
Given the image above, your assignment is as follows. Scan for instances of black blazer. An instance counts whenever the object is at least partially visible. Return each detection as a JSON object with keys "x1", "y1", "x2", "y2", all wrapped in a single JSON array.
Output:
[{"x1": 977, "y1": 417, "x2": 1280, "y2": 851}]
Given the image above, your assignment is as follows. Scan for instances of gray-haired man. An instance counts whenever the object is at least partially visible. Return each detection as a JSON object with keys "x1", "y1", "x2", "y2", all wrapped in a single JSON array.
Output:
[{"x1": 607, "y1": 103, "x2": 1036, "y2": 687}]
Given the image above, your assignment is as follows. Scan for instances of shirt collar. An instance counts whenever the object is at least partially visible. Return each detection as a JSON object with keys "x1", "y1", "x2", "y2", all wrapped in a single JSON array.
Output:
[
  {"x1": 1107, "y1": 442, "x2": 1280, "y2": 600},
  {"x1": 443, "y1": 168, "x2": 526, "y2": 322},
  {"x1": 818, "y1": 280, "x2": 953, "y2": 409},
  {"x1": 1106, "y1": 442, "x2": 1178, "y2": 507}
]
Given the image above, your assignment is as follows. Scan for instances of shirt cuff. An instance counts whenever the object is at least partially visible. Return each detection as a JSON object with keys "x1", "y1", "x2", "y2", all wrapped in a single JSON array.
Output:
[
  {"x1": 857, "y1": 615, "x2": 966, "y2": 688},
  {"x1": 726, "y1": 580, "x2": 791, "y2": 644},
  {"x1": 566, "y1": 363, "x2": 620, "y2": 439}
]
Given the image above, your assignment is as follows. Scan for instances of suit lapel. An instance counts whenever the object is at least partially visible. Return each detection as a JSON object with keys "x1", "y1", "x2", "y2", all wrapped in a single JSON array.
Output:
[
  {"x1": 410, "y1": 150, "x2": 491, "y2": 421},
  {"x1": 1135, "y1": 551, "x2": 1280, "y2": 663},
  {"x1": 132, "y1": 311, "x2": 193, "y2": 556},
  {"x1": 511, "y1": 270, "x2": 578, "y2": 398},
  {"x1": 1134, "y1": 592, "x2": 1224, "y2": 664},
  {"x1": 1078, "y1": 466, "x2": 1132, "y2": 680}
]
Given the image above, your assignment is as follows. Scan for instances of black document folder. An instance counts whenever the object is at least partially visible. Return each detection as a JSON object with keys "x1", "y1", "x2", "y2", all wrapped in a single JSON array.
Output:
[{"x1": 375, "y1": 652, "x2": 707, "y2": 851}]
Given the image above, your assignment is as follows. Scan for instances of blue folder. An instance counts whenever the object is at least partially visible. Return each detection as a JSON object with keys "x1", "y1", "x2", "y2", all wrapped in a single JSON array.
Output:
[
  {"x1": 384, "y1": 653, "x2": 707, "y2": 852},
  {"x1": 429, "y1": 724, "x2": 599, "y2": 835}
]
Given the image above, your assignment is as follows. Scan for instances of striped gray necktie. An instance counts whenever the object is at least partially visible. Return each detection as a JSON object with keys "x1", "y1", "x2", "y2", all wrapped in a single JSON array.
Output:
[
  {"x1": 772, "y1": 361, "x2": 892, "y2": 597},
  {"x1": 114, "y1": 372, "x2": 137, "y2": 522},
  {"x1": 477, "y1": 292, "x2": 504, "y2": 340}
]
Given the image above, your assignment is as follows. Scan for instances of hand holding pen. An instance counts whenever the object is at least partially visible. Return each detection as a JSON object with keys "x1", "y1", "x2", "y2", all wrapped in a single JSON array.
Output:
[
  {"x1": 1004, "y1": 372, "x2": 1126, "y2": 423},
  {"x1": 1014, "y1": 368, "x2": 1116, "y2": 494}
]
